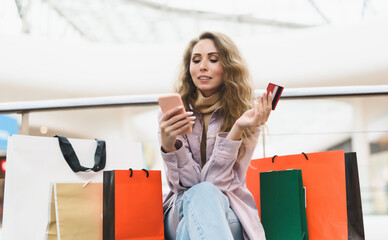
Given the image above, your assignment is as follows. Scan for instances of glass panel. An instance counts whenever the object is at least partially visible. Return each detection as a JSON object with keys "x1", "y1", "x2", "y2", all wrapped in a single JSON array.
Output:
[{"x1": 1, "y1": 95, "x2": 387, "y2": 237}]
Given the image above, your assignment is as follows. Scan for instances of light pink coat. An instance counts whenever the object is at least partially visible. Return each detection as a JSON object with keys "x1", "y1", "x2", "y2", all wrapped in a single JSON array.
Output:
[{"x1": 159, "y1": 106, "x2": 266, "y2": 240}]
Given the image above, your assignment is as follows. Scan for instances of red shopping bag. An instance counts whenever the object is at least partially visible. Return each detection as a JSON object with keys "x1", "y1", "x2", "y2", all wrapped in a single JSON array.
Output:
[
  {"x1": 103, "y1": 169, "x2": 164, "y2": 240},
  {"x1": 246, "y1": 150, "x2": 364, "y2": 240}
]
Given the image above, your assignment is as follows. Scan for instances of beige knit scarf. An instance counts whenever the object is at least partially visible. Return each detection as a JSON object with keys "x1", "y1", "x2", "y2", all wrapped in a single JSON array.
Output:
[{"x1": 193, "y1": 89, "x2": 222, "y2": 167}]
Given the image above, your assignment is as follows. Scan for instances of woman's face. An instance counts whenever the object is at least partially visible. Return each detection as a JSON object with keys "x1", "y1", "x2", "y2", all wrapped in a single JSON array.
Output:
[{"x1": 190, "y1": 39, "x2": 224, "y2": 97}]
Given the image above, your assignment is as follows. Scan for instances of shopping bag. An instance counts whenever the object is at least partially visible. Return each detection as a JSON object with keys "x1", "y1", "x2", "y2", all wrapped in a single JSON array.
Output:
[
  {"x1": 260, "y1": 170, "x2": 308, "y2": 240},
  {"x1": 246, "y1": 150, "x2": 364, "y2": 240},
  {"x1": 103, "y1": 169, "x2": 164, "y2": 240},
  {"x1": 47, "y1": 182, "x2": 103, "y2": 240},
  {"x1": 2, "y1": 135, "x2": 143, "y2": 240}
]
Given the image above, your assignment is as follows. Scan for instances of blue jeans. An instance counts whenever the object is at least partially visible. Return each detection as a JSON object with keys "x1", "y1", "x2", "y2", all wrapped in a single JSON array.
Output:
[{"x1": 164, "y1": 182, "x2": 244, "y2": 240}]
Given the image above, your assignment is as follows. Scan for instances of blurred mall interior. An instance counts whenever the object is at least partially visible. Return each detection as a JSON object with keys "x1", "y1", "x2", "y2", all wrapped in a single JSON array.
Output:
[{"x1": 1, "y1": 0, "x2": 388, "y2": 239}]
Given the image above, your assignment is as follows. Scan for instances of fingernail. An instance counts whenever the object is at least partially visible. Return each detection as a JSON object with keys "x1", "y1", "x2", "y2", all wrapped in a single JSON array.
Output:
[
  {"x1": 177, "y1": 106, "x2": 183, "y2": 109},
  {"x1": 187, "y1": 111, "x2": 194, "y2": 115},
  {"x1": 190, "y1": 121, "x2": 195, "y2": 124},
  {"x1": 189, "y1": 116, "x2": 196, "y2": 120}
]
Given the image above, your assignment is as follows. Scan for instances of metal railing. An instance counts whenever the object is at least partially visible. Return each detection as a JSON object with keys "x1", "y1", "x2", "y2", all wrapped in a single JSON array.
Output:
[{"x1": 1, "y1": 85, "x2": 388, "y2": 135}]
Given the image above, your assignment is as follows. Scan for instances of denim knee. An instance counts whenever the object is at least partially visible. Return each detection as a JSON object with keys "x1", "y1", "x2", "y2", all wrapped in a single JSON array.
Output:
[
  {"x1": 183, "y1": 182, "x2": 228, "y2": 208},
  {"x1": 187, "y1": 182, "x2": 218, "y2": 197}
]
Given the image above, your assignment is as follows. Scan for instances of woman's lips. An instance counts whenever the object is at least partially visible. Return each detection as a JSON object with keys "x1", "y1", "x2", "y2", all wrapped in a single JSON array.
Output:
[{"x1": 198, "y1": 76, "x2": 211, "y2": 82}]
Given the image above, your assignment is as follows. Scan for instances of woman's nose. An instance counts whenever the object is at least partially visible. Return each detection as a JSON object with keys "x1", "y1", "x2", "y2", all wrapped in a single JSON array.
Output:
[{"x1": 200, "y1": 60, "x2": 208, "y2": 71}]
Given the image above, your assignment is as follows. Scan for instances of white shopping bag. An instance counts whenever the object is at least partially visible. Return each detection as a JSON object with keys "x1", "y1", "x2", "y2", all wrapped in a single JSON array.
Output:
[{"x1": 2, "y1": 134, "x2": 143, "y2": 240}]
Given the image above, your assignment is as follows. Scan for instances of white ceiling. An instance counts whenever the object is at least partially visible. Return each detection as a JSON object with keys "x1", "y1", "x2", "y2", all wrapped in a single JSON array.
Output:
[
  {"x1": 1, "y1": 0, "x2": 388, "y2": 102},
  {"x1": 1, "y1": 18, "x2": 388, "y2": 102},
  {"x1": 4, "y1": 0, "x2": 388, "y2": 43}
]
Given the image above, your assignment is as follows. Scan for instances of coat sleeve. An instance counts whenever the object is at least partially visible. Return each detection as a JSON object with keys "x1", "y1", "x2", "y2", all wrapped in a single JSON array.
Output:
[
  {"x1": 158, "y1": 111, "x2": 201, "y2": 194},
  {"x1": 200, "y1": 129, "x2": 261, "y2": 193}
]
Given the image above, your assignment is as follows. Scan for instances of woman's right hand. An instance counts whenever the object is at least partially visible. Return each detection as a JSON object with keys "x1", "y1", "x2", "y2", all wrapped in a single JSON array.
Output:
[{"x1": 159, "y1": 106, "x2": 195, "y2": 152}]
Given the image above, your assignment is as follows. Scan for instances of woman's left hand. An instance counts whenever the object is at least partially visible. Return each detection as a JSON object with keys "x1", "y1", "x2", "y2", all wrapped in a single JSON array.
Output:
[{"x1": 235, "y1": 92, "x2": 273, "y2": 129}]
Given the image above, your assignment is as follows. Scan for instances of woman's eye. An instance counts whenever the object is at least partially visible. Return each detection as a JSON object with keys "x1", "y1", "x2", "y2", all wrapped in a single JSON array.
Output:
[
  {"x1": 210, "y1": 59, "x2": 218, "y2": 63},
  {"x1": 193, "y1": 60, "x2": 201, "y2": 64}
]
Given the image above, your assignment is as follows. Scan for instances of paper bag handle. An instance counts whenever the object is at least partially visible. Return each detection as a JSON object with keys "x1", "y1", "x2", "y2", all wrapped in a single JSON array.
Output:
[{"x1": 55, "y1": 135, "x2": 106, "y2": 172}]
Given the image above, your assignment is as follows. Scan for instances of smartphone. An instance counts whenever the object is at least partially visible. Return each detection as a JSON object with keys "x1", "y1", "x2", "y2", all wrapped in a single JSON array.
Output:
[
  {"x1": 266, "y1": 83, "x2": 284, "y2": 110},
  {"x1": 158, "y1": 93, "x2": 192, "y2": 134}
]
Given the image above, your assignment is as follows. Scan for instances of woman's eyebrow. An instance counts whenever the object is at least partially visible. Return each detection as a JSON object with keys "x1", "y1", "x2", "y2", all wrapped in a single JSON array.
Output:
[{"x1": 192, "y1": 52, "x2": 219, "y2": 56}]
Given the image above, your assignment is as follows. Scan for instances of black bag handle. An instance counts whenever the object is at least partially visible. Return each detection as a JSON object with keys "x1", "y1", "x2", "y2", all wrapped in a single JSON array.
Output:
[
  {"x1": 128, "y1": 168, "x2": 149, "y2": 178},
  {"x1": 272, "y1": 152, "x2": 308, "y2": 163},
  {"x1": 55, "y1": 135, "x2": 106, "y2": 173}
]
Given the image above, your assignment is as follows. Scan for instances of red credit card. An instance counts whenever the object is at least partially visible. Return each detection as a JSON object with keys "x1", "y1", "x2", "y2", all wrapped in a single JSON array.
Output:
[{"x1": 266, "y1": 83, "x2": 284, "y2": 110}]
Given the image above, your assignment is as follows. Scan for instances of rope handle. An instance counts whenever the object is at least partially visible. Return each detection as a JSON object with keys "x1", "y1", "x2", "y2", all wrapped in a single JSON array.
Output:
[
  {"x1": 271, "y1": 152, "x2": 308, "y2": 163},
  {"x1": 128, "y1": 168, "x2": 149, "y2": 178}
]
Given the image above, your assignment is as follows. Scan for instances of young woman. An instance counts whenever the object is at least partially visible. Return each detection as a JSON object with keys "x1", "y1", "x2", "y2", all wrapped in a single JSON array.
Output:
[{"x1": 158, "y1": 32, "x2": 272, "y2": 240}]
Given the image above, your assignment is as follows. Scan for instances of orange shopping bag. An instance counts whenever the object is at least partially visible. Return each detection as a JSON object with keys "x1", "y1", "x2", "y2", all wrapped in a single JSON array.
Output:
[
  {"x1": 103, "y1": 169, "x2": 164, "y2": 240},
  {"x1": 246, "y1": 150, "x2": 364, "y2": 240}
]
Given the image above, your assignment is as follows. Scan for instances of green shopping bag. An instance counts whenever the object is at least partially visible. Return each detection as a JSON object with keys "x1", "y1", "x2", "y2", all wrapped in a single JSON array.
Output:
[{"x1": 260, "y1": 170, "x2": 308, "y2": 240}]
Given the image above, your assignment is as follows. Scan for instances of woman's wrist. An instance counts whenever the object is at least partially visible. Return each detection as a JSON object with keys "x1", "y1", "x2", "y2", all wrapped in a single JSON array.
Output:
[
  {"x1": 162, "y1": 145, "x2": 176, "y2": 153},
  {"x1": 226, "y1": 123, "x2": 244, "y2": 140}
]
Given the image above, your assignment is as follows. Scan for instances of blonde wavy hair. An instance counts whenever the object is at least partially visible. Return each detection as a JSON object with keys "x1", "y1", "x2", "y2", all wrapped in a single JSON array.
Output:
[{"x1": 175, "y1": 32, "x2": 258, "y2": 154}]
